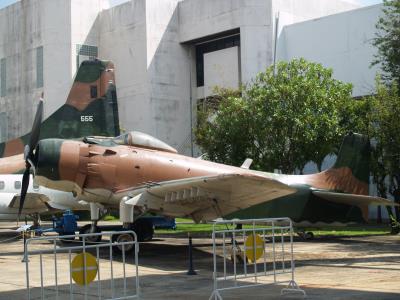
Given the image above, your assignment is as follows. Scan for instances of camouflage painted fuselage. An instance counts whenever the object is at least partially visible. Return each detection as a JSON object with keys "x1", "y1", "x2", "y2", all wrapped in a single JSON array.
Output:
[{"x1": 33, "y1": 133, "x2": 372, "y2": 224}]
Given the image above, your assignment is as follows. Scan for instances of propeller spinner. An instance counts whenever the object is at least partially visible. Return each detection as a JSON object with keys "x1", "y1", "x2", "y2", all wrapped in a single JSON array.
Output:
[{"x1": 18, "y1": 97, "x2": 44, "y2": 219}]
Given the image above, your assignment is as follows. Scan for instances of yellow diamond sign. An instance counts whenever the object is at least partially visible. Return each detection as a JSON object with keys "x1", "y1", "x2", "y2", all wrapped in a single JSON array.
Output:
[
  {"x1": 71, "y1": 252, "x2": 98, "y2": 286},
  {"x1": 245, "y1": 234, "x2": 264, "y2": 263}
]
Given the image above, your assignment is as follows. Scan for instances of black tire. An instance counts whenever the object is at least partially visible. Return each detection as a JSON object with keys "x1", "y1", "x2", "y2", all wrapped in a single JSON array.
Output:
[
  {"x1": 305, "y1": 231, "x2": 315, "y2": 240},
  {"x1": 132, "y1": 218, "x2": 154, "y2": 242},
  {"x1": 112, "y1": 233, "x2": 136, "y2": 253},
  {"x1": 79, "y1": 224, "x2": 102, "y2": 243}
]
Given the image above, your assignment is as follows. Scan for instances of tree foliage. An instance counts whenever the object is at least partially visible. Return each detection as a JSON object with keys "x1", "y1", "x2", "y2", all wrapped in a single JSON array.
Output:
[
  {"x1": 367, "y1": 80, "x2": 400, "y2": 218},
  {"x1": 372, "y1": 0, "x2": 400, "y2": 86},
  {"x1": 196, "y1": 58, "x2": 363, "y2": 173}
]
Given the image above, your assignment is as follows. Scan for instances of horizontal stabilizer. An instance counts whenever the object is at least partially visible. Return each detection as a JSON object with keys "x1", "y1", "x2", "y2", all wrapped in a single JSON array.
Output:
[{"x1": 312, "y1": 190, "x2": 398, "y2": 207}]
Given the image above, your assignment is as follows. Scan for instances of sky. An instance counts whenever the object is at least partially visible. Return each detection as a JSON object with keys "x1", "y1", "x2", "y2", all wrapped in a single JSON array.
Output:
[{"x1": 0, "y1": 0, "x2": 385, "y2": 10}]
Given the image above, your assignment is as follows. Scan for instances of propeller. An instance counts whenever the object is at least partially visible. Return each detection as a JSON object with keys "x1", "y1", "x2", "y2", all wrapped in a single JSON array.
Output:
[{"x1": 18, "y1": 96, "x2": 44, "y2": 220}]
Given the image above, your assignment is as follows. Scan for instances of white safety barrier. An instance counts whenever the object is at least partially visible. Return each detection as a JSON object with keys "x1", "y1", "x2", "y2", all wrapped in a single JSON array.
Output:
[
  {"x1": 24, "y1": 231, "x2": 140, "y2": 300},
  {"x1": 209, "y1": 218, "x2": 306, "y2": 299}
]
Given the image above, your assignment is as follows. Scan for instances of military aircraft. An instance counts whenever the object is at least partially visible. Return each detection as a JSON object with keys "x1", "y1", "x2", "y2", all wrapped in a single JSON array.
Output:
[
  {"x1": 0, "y1": 59, "x2": 119, "y2": 225},
  {"x1": 13, "y1": 92, "x2": 394, "y2": 242}
]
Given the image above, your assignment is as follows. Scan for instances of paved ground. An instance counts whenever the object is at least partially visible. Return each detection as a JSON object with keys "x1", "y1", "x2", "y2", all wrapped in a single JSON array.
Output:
[{"x1": 0, "y1": 223, "x2": 399, "y2": 299}]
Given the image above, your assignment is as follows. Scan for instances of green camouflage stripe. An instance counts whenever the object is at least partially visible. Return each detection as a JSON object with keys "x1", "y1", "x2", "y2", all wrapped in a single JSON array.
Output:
[
  {"x1": 333, "y1": 133, "x2": 370, "y2": 184},
  {"x1": 0, "y1": 60, "x2": 120, "y2": 158}
]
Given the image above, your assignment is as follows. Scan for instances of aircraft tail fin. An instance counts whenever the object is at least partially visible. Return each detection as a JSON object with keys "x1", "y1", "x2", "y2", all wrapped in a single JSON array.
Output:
[
  {"x1": 0, "y1": 59, "x2": 120, "y2": 158},
  {"x1": 331, "y1": 132, "x2": 370, "y2": 185}
]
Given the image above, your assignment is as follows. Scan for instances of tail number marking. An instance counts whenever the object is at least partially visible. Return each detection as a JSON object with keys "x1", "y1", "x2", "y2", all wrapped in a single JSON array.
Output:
[{"x1": 81, "y1": 116, "x2": 94, "y2": 122}]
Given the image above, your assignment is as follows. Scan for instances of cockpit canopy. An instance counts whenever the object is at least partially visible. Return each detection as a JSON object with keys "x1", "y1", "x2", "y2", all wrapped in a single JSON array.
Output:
[{"x1": 112, "y1": 131, "x2": 178, "y2": 153}]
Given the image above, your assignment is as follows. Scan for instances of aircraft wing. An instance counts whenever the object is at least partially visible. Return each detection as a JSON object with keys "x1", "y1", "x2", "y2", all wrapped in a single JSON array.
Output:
[
  {"x1": 312, "y1": 190, "x2": 398, "y2": 206},
  {"x1": 8, "y1": 193, "x2": 51, "y2": 213},
  {"x1": 121, "y1": 173, "x2": 296, "y2": 223},
  {"x1": 9, "y1": 193, "x2": 86, "y2": 211}
]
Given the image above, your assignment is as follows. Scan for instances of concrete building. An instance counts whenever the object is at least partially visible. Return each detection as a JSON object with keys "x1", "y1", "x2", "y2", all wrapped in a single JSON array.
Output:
[{"x1": 1, "y1": 0, "x2": 370, "y2": 154}]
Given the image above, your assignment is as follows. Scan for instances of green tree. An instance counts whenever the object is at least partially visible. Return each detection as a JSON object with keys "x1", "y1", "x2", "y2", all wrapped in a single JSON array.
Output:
[
  {"x1": 372, "y1": 0, "x2": 400, "y2": 86},
  {"x1": 367, "y1": 80, "x2": 400, "y2": 220},
  {"x1": 196, "y1": 58, "x2": 363, "y2": 173},
  {"x1": 196, "y1": 88, "x2": 254, "y2": 167}
]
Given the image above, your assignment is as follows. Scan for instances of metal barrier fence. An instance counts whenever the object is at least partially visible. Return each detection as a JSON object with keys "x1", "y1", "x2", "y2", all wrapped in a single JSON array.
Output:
[
  {"x1": 209, "y1": 218, "x2": 306, "y2": 299},
  {"x1": 24, "y1": 231, "x2": 140, "y2": 300}
]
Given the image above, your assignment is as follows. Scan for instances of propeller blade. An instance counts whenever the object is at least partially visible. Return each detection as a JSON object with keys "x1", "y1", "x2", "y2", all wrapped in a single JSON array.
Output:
[
  {"x1": 18, "y1": 96, "x2": 44, "y2": 220},
  {"x1": 18, "y1": 168, "x2": 31, "y2": 219},
  {"x1": 27, "y1": 98, "x2": 43, "y2": 158},
  {"x1": 23, "y1": 144, "x2": 30, "y2": 161}
]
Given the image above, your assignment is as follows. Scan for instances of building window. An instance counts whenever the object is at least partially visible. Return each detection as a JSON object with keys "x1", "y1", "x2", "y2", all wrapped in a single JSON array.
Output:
[
  {"x1": 36, "y1": 46, "x2": 44, "y2": 88},
  {"x1": 0, "y1": 181, "x2": 4, "y2": 190},
  {"x1": 0, "y1": 58, "x2": 6, "y2": 97},
  {"x1": 195, "y1": 34, "x2": 240, "y2": 87},
  {"x1": 0, "y1": 112, "x2": 7, "y2": 142},
  {"x1": 76, "y1": 44, "x2": 98, "y2": 68},
  {"x1": 14, "y1": 181, "x2": 21, "y2": 189}
]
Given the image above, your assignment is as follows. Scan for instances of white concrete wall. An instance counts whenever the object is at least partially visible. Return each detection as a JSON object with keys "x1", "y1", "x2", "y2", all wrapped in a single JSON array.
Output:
[
  {"x1": 70, "y1": 0, "x2": 108, "y2": 75},
  {"x1": 41, "y1": 0, "x2": 72, "y2": 119},
  {"x1": 0, "y1": 0, "x2": 72, "y2": 140},
  {"x1": 178, "y1": 0, "x2": 256, "y2": 43},
  {"x1": 98, "y1": 0, "x2": 149, "y2": 135},
  {"x1": 145, "y1": 0, "x2": 192, "y2": 153},
  {"x1": 0, "y1": 0, "x2": 107, "y2": 141},
  {"x1": 272, "y1": 0, "x2": 359, "y2": 24},
  {"x1": 277, "y1": 4, "x2": 382, "y2": 97},
  {"x1": 99, "y1": 0, "x2": 192, "y2": 153}
]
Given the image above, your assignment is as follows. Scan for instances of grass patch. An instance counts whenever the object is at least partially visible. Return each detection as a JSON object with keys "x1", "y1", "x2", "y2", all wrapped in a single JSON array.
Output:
[
  {"x1": 303, "y1": 227, "x2": 390, "y2": 237},
  {"x1": 155, "y1": 219, "x2": 392, "y2": 237},
  {"x1": 97, "y1": 216, "x2": 392, "y2": 237},
  {"x1": 103, "y1": 214, "x2": 119, "y2": 221}
]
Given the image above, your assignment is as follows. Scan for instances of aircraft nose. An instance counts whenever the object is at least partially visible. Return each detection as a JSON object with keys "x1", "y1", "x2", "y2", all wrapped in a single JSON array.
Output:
[{"x1": 36, "y1": 139, "x2": 64, "y2": 180}]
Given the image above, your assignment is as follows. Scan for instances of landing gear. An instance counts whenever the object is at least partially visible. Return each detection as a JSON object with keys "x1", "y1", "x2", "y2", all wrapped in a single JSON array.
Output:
[
  {"x1": 79, "y1": 203, "x2": 103, "y2": 243},
  {"x1": 131, "y1": 218, "x2": 154, "y2": 242},
  {"x1": 32, "y1": 213, "x2": 41, "y2": 228},
  {"x1": 297, "y1": 231, "x2": 314, "y2": 240},
  {"x1": 119, "y1": 198, "x2": 154, "y2": 242},
  {"x1": 112, "y1": 218, "x2": 154, "y2": 253},
  {"x1": 112, "y1": 232, "x2": 136, "y2": 253},
  {"x1": 79, "y1": 223, "x2": 102, "y2": 243}
]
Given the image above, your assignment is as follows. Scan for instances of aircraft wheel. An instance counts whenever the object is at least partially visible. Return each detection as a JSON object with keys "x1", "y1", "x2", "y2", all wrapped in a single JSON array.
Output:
[
  {"x1": 305, "y1": 231, "x2": 314, "y2": 240},
  {"x1": 79, "y1": 224, "x2": 102, "y2": 243},
  {"x1": 112, "y1": 233, "x2": 136, "y2": 253},
  {"x1": 132, "y1": 219, "x2": 154, "y2": 242}
]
